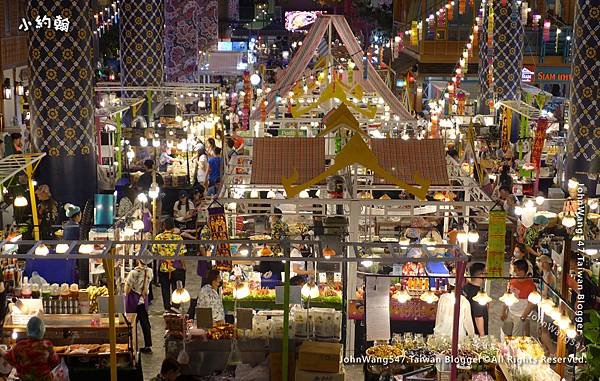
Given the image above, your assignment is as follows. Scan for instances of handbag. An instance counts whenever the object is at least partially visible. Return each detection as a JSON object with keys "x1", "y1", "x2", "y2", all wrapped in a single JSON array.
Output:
[{"x1": 125, "y1": 269, "x2": 148, "y2": 313}]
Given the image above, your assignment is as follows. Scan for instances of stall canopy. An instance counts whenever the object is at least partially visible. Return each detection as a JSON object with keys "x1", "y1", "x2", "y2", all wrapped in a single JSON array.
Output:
[
  {"x1": 250, "y1": 137, "x2": 326, "y2": 184},
  {"x1": 198, "y1": 52, "x2": 246, "y2": 76},
  {"x1": 251, "y1": 15, "x2": 414, "y2": 121},
  {"x1": 370, "y1": 139, "x2": 450, "y2": 186}
]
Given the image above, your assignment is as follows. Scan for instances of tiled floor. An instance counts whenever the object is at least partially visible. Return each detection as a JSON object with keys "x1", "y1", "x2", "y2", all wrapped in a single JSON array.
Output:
[{"x1": 139, "y1": 264, "x2": 511, "y2": 380}]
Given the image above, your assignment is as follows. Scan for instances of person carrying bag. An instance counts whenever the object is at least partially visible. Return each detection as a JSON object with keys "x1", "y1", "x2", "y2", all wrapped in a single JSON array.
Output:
[{"x1": 124, "y1": 257, "x2": 153, "y2": 353}]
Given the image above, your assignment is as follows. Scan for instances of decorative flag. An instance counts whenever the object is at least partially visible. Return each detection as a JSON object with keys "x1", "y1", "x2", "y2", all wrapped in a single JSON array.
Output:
[
  {"x1": 532, "y1": 14, "x2": 540, "y2": 30},
  {"x1": 208, "y1": 204, "x2": 232, "y2": 271},
  {"x1": 520, "y1": 2, "x2": 529, "y2": 25},
  {"x1": 411, "y1": 21, "x2": 418, "y2": 46},
  {"x1": 501, "y1": 107, "x2": 512, "y2": 153},
  {"x1": 487, "y1": 210, "x2": 507, "y2": 277},
  {"x1": 459, "y1": 0, "x2": 466, "y2": 15},
  {"x1": 543, "y1": 19, "x2": 551, "y2": 41},
  {"x1": 518, "y1": 113, "x2": 529, "y2": 160},
  {"x1": 447, "y1": 1, "x2": 453, "y2": 20},
  {"x1": 531, "y1": 118, "x2": 549, "y2": 169}
]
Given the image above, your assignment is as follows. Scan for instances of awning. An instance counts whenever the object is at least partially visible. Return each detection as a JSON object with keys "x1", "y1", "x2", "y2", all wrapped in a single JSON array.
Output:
[
  {"x1": 198, "y1": 52, "x2": 246, "y2": 76},
  {"x1": 496, "y1": 100, "x2": 541, "y2": 120},
  {"x1": 370, "y1": 138, "x2": 450, "y2": 186}
]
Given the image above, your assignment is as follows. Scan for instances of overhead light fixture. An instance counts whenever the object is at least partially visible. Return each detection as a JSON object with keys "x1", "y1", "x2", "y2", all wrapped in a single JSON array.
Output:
[
  {"x1": 556, "y1": 313, "x2": 571, "y2": 330},
  {"x1": 301, "y1": 282, "x2": 320, "y2": 299},
  {"x1": 3, "y1": 78, "x2": 12, "y2": 100},
  {"x1": 514, "y1": 206, "x2": 523, "y2": 216},
  {"x1": 78, "y1": 244, "x2": 94, "y2": 254},
  {"x1": 14, "y1": 196, "x2": 28, "y2": 207},
  {"x1": 456, "y1": 230, "x2": 468, "y2": 243},
  {"x1": 561, "y1": 214, "x2": 576, "y2": 228},
  {"x1": 15, "y1": 81, "x2": 24, "y2": 96},
  {"x1": 420, "y1": 290, "x2": 439, "y2": 304},
  {"x1": 250, "y1": 190, "x2": 259, "y2": 199},
  {"x1": 539, "y1": 298, "x2": 554, "y2": 314},
  {"x1": 232, "y1": 282, "x2": 250, "y2": 299},
  {"x1": 527, "y1": 290, "x2": 542, "y2": 305},
  {"x1": 267, "y1": 190, "x2": 276, "y2": 199},
  {"x1": 237, "y1": 244, "x2": 250, "y2": 257},
  {"x1": 171, "y1": 280, "x2": 191, "y2": 304},
  {"x1": 35, "y1": 244, "x2": 49, "y2": 256},
  {"x1": 467, "y1": 230, "x2": 480, "y2": 243},
  {"x1": 137, "y1": 193, "x2": 148, "y2": 203},
  {"x1": 535, "y1": 196, "x2": 545, "y2": 206},
  {"x1": 393, "y1": 288, "x2": 412, "y2": 303},
  {"x1": 565, "y1": 324, "x2": 577, "y2": 339},
  {"x1": 548, "y1": 306, "x2": 561, "y2": 321},
  {"x1": 148, "y1": 183, "x2": 160, "y2": 199},
  {"x1": 55, "y1": 244, "x2": 70, "y2": 254},
  {"x1": 499, "y1": 292, "x2": 519, "y2": 307},
  {"x1": 473, "y1": 290, "x2": 492, "y2": 306},
  {"x1": 299, "y1": 190, "x2": 310, "y2": 199}
]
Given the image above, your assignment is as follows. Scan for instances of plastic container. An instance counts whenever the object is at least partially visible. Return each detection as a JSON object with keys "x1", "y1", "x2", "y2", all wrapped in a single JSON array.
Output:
[
  {"x1": 21, "y1": 283, "x2": 31, "y2": 299},
  {"x1": 31, "y1": 284, "x2": 40, "y2": 299},
  {"x1": 50, "y1": 284, "x2": 60, "y2": 299}
]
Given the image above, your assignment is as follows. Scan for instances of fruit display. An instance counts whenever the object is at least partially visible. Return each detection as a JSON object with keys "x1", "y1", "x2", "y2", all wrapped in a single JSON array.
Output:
[
  {"x1": 366, "y1": 344, "x2": 404, "y2": 359},
  {"x1": 499, "y1": 337, "x2": 561, "y2": 381},
  {"x1": 207, "y1": 323, "x2": 236, "y2": 340},
  {"x1": 502, "y1": 336, "x2": 545, "y2": 361},
  {"x1": 85, "y1": 286, "x2": 108, "y2": 313}
]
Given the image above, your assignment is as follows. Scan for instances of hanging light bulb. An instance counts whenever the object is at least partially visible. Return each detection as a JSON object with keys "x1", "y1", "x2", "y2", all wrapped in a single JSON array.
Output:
[
  {"x1": 137, "y1": 193, "x2": 148, "y2": 203},
  {"x1": 514, "y1": 206, "x2": 524, "y2": 216},
  {"x1": 556, "y1": 313, "x2": 571, "y2": 330},
  {"x1": 399, "y1": 238, "x2": 410, "y2": 249},
  {"x1": 548, "y1": 306, "x2": 561, "y2": 321},
  {"x1": 473, "y1": 290, "x2": 492, "y2": 305},
  {"x1": 13, "y1": 196, "x2": 28, "y2": 207},
  {"x1": 233, "y1": 282, "x2": 250, "y2": 299},
  {"x1": 566, "y1": 324, "x2": 577, "y2": 339},
  {"x1": 299, "y1": 190, "x2": 310, "y2": 199},
  {"x1": 527, "y1": 290, "x2": 542, "y2": 305},
  {"x1": 467, "y1": 230, "x2": 480, "y2": 243},
  {"x1": 250, "y1": 190, "x2": 259, "y2": 199},
  {"x1": 420, "y1": 290, "x2": 439, "y2": 304},
  {"x1": 361, "y1": 259, "x2": 374, "y2": 267},
  {"x1": 456, "y1": 230, "x2": 468, "y2": 243},
  {"x1": 394, "y1": 289, "x2": 412, "y2": 303},
  {"x1": 78, "y1": 244, "x2": 94, "y2": 254},
  {"x1": 171, "y1": 280, "x2": 191, "y2": 304},
  {"x1": 562, "y1": 214, "x2": 576, "y2": 228},
  {"x1": 35, "y1": 244, "x2": 49, "y2": 256},
  {"x1": 535, "y1": 196, "x2": 545, "y2": 206},
  {"x1": 539, "y1": 298, "x2": 554, "y2": 314},
  {"x1": 301, "y1": 282, "x2": 320, "y2": 299},
  {"x1": 267, "y1": 190, "x2": 276, "y2": 199},
  {"x1": 56, "y1": 244, "x2": 70, "y2": 254},
  {"x1": 499, "y1": 292, "x2": 519, "y2": 307}
]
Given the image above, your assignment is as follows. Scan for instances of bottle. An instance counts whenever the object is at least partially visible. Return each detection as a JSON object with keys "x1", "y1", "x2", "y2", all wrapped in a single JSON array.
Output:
[
  {"x1": 31, "y1": 284, "x2": 40, "y2": 299},
  {"x1": 21, "y1": 282, "x2": 31, "y2": 299}
]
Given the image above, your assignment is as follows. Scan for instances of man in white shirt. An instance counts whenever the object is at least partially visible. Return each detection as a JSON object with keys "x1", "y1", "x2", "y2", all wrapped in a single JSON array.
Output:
[{"x1": 434, "y1": 283, "x2": 475, "y2": 340}]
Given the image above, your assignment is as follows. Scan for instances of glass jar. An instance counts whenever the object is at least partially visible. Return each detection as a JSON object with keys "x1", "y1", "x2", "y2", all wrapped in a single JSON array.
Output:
[
  {"x1": 21, "y1": 283, "x2": 31, "y2": 299},
  {"x1": 50, "y1": 283, "x2": 60, "y2": 299},
  {"x1": 31, "y1": 284, "x2": 40, "y2": 299}
]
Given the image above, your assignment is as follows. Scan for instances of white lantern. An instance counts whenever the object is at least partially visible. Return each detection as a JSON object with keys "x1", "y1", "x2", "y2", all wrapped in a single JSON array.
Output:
[
  {"x1": 473, "y1": 291, "x2": 492, "y2": 306},
  {"x1": 527, "y1": 290, "x2": 542, "y2": 305},
  {"x1": 499, "y1": 292, "x2": 519, "y2": 307}
]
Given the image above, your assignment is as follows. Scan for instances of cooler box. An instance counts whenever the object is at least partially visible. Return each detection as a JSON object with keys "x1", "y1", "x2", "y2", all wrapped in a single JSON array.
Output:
[
  {"x1": 297, "y1": 341, "x2": 343, "y2": 373},
  {"x1": 426, "y1": 262, "x2": 449, "y2": 289}
]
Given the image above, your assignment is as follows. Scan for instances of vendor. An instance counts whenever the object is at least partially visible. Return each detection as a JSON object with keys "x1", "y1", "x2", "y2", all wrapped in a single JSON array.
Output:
[
  {"x1": 159, "y1": 146, "x2": 179, "y2": 172},
  {"x1": 137, "y1": 159, "x2": 164, "y2": 193},
  {"x1": 2, "y1": 316, "x2": 60, "y2": 381},
  {"x1": 35, "y1": 185, "x2": 58, "y2": 240},
  {"x1": 173, "y1": 191, "x2": 195, "y2": 229},
  {"x1": 63, "y1": 203, "x2": 81, "y2": 240},
  {"x1": 197, "y1": 269, "x2": 225, "y2": 324},
  {"x1": 291, "y1": 239, "x2": 315, "y2": 281}
]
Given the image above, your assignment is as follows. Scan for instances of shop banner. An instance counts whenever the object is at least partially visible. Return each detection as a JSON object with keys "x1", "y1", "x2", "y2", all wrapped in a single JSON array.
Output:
[
  {"x1": 348, "y1": 299, "x2": 436, "y2": 321},
  {"x1": 531, "y1": 118, "x2": 549, "y2": 169},
  {"x1": 487, "y1": 210, "x2": 506, "y2": 277},
  {"x1": 198, "y1": 0, "x2": 218, "y2": 51},
  {"x1": 208, "y1": 205, "x2": 232, "y2": 271},
  {"x1": 165, "y1": 0, "x2": 199, "y2": 82},
  {"x1": 501, "y1": 107, "x2": 512, "y2": 154}
]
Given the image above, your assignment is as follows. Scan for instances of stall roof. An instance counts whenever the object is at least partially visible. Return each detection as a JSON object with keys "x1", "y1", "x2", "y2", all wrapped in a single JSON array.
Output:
[
  {"x1": 496, "y1": 100, "x2": 541, "y2": 120},
  {"x1": 197, "y1": 52, "x2": 247, "y2": 76}
]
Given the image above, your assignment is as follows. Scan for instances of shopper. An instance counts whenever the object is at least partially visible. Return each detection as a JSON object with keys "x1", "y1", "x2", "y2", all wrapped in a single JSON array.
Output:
[
  {"x1": 193, "y1": 146, "x2": 209, "y2": 189},
  {"x1": 434, "y1": 281, "x2": 475, "y2": 339},
  {"x1": 536, "y1": 255, "x2": 556, "y2": 298},
  {"x1": 173, "y1": 191, "x2": 195, "y2": 230},
  {"x1": 462, "y1": 262, "x2": 488, "y2": 337},
  {"x1": 2, "y1": 316, "x2": 60, "y2": 381},
  {"x1": 159, "y1": 146, "x2": 179, "y2": 172},
  {"x1": 197, "y1": 269, "x2": 225, "y2": 324},
  {"x1": 125, "y1": 257, "x2": 153, "y2": 353},
  {"x1": 524, "y1": 215, "x2": 548, "y2": 250},
  {"x1": 117, "y1": 185, "x2": 142, "y2": 218},
  {"x1": 63, "y1": 203, "x2": 81, "y2": 240},
  {"x1": 150, "y1": 358, "x2": 181, "y2": 381},
  {"x1": 137, "y1": 159, "x2": 164, "y2": 193},
  {"x1": 207, "y1": 147, "x2": 223, "y2": 196},
  {"x1": 498, "y1": 185, "x2": 519, "y2": 218},
  {"x1": 230, "y1": 124, "x2": 244, "y2": 151},
  {"x1": 4, "y1": 132, "x2": 23, "y2": 156},
  {"x1": 226, "y1": 137, "x2": 238, "y2": 162},
  {"x1": 509, "y1": 243, "x2": 534, "y2": 277},
  {"x1": 154, "y1": 217, "x2": 187, "y2": 312},
  {"x1": 502, "y1": 259, "x2": 536, "y2": 336},
  {"x1": 35, "y1": 185, "x2": 58, "y2": 240},
  {"x1": 498, "y1": 164, "x2": 513, "y2": 191}
]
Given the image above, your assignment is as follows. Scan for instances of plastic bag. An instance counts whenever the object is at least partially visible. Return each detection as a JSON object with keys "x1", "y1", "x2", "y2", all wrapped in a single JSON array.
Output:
[
  {"x1": 234, "y1": 361, "x2": 269, "y2": 381},
  {"x1": 30, "y1": 272, "x2": 47, "y2": 287},
  {"x1": 177, "y1": 349, "x2": 190, "y2": 365},
  {"x1": 51, "y1": 359, "x2": 70, "y2": 381}
]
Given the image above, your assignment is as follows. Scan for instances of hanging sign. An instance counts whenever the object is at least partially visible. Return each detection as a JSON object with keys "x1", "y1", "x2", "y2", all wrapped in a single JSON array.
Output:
[
  {"x1": 487, "y1": 210, "x2": 506, "y2": 277},
  {"x1": 531, "y1": 118, "x2": 549, "y2": 169},
  {"x1": 208, "y1": 205, "x2": 232, "y2": 271},
  {"x1": 501, "y1": 107, "x2": 512, "y2": 154}
]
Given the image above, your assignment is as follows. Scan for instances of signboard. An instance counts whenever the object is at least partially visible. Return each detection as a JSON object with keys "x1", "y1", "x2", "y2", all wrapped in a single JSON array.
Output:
[
  {"x1": 487, "y1": 210, "x2": 507, "y2": 277},
  {"x1": 285, "y1": 11, "x2": 323, "y2": 31},
  {"x1": 535, "y1": 67, "x2": 572, "y2": 83},
  {"x1": 521, "y1": 67, "x2": 535, "y2": 83},
  {"x1": 218, "y1": 41, "x2": 248, "y2": 52}
]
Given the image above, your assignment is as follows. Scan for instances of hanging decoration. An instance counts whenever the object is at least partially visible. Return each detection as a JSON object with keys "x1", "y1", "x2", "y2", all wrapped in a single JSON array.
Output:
[
  {"x1": 501, "y1": 107, "x2": 512, "y2": 153},
  {"x1": 411, "y1": 21, "x2": 419, "y2": 46},
  {"x1": 242, "y1": 71, "x2": 251, "y2": 130},
  {"x1": 555, "y1": 28, "x2": 561, "y2": 52},
  {"x1": 260, "y1": 100, "x2": 267, "y2": 122},
  {"x1": 543, "y1": 19, "x2": 551, "y2": 41},
  {"x1": 487, "y1": 210, "x2": 507, "y2": 277},
  {"x1": 447, "y1": 1, "x2": 453, "y2": 21},
  {"x1": 459, "y1": 0, "x2": 466, "y2": 15},
  {"x1": 93, "y1": 2, "x2": 119, "y2": 37},
  {"x1": 532, "y1": 13, "x2": 540, "y2": 30},
  {"x1": 473, "y1": 24, "x2": 479, "y2": 47},
  {"x1": 518, "y1": 94, "x2": 530, "y2": 159},
  {"x1": 520, "y1": 2, "x2": 529, "y2": 25},
  {"x1": 427, "y1": 15, "x2": 435, "y2": 38},
  {"x1": 437, "y1": 9, "x2": 446, "y2": 27},
  {"x1": 208, "y1": 204, "x2": 232, "y2": 271},
  {"x1": 501, "y1": 0, "x2": 508, "y2": 6},
  {"x1": 531, "y1": 118, "x2": 549, "y2": 169},
  {"x1": 457, "y1": 92, "x2": 466, "y2": 115},
  {"x1": 347, "y1": 61, "x2": 354, "y2": 83}
]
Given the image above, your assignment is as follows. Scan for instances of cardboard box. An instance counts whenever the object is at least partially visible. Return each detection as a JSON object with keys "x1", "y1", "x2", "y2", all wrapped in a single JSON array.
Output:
[
  {"x1": 270, "y1": 352, "x2": 295, "y2": 381},
  {"x1": 297, "y1": 341, "x2": 343, "y2": 373},
  {"x1": 295, "y1": 368, "x2": 345, "y2": 381}
]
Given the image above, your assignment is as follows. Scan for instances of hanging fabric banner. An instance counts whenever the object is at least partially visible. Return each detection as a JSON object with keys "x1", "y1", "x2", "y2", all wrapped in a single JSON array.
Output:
[
  {"x1": 501, "y1": 107, "x2": 512, "y2": 153},
  {"x1": 487, "y1": 210, "x2": 506, "y2": 277},
  {"x1": 531, "y1": 118, "x2": 549, "y2": 169},
  {"x1": 208, "y1": 205, "x2": 232, "y2": 271},
  {"x1": 411, "y1": 21, "x2": 418, "y2": 46}
]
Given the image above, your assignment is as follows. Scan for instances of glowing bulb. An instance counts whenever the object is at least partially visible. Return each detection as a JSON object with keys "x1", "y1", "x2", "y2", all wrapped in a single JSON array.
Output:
[
  {"x1": 301, "y1": 283, "x2": 320, "y2": 299},
  {"x1": 467, "y1": 231, "x2": 480, "y2": 243},
  {"x1": 457, "y1": 231, "x2": 468, "y2": 243},
  {"x1": 56, "y1": 244, "x2": 70, "y2": 254},
  {"x1": 473, "y1": 291, "x2": 492, "y2": 306},
  {"x1": 499, "y1": 292, "x2": 519, "y2": 307},
  {"x1": 539, "y1": 298, "x2": 554, "y2": 314},
  {"x1": 394, "y1": 289, "x2": 411, "y2": 303},
  {"x1": 514, "y1": 206, "x2": 523, "y2": 216},
  {"x1": 35, "y1": 244, "x2": 49, "y2": 256},
  {"x1": 420, "y1": 290, "x2": 439, "y2": 304},
  {"x1": 79, "y1": 244, "x2": 94, "y2": 254},
  {"x1": 549, "y1": 306, "x2": 561, "y2": 321},
  {"x1": 14, "y1": 196, "x2": 28, "y2": 207},
  {"x1": 361, "y1": 260, "x2": 373, "y2": 267},
  {"x1": 137, "y1": 193, "x2": 148, "y2": 203},
  {"x1": 535, "y1": 196, "x2": 545, "y2": 205},
  {"x1": 566, "y1": 324, "x2": 577, "y2": 339},
  {"x1": 527, "y1": 290, "x2": 542, "y2": 305},
  {"x1": 556, "y1": 314, "x2": 571, "y2": 330},
  {"x1": 562, "y1": 215, "x2": 576, "y2": 228},
  {"x1": 132, "y1": 219, "x2": 145, "y2": 231}
]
